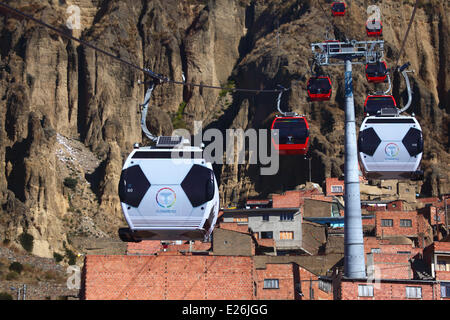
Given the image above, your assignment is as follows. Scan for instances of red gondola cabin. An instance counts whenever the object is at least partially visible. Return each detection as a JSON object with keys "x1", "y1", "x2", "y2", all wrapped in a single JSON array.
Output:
[
  {"x1": 364, "y1": 95, "x2": 397, "y2": 116},
  {"x1": 365, "y1": 61, "x2": 388, "y2": 83},
  {"x1": 331, "y1": 2, "x2": 346, "y2": 16},
  {"x1": 271, "y1": 116, "x2": 310, "y2": 155},
  {"x1": 307, "y1": 76, "x2": 332, "y2": 101},
  {"x1": 366, "y1": 19, "x2": 382, "y2": 37}
]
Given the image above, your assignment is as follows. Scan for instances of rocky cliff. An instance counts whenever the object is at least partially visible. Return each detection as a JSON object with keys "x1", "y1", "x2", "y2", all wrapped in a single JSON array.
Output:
[{"x1": 0, "y1": 0, "x2": 448, "y2": 257}]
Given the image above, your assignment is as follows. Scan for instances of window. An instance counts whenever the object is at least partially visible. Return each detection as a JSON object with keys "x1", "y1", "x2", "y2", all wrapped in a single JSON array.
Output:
[
  {"x1": 331, "y1": 185, "x2": 343, "y2": 193},
  {"x1": 262, "y1": 215, "x2": 269, "y2": 221},
  {"x1": 264, "y1": 279, "x2": 279, "y2": 289},
  {"x1": 397, "y1": 251, "x2": 411, "y2": 255},
  {"x1": 381, "y1": 219, "x2": 393, "y2": 227},
  {"x1": 358, "y1": 285, "x2": 374, "y2": 297},
  {"x1": 406, "y1": 286, "x2": 422, "y2": 299},
  {"x1": 233, "y1": 216, "x2": 248, "y2": 223},
  {"x1": 437, "y1": 260, "x2": 450, "y2": 272},
  {"x1": 437, "y1": 261, "x2": 446, "y2": 271},
  {"x1": 441, "y1": 283, "x2": 450, "y2": 298},
  {"x1": 280, "y1": 213, "x2": 294, "y2": 221},
  {"x1": 261, "y1": 231, "x2": 273, "y2": 239},
  {"x1": 371, "y1": 248, "x2": 381, "y2": 254},
  {"x1": 319, "y1": 280, "x2": 331, "y2": 293},
  {"x1": 279, "y1": 231, "x2": 294, "y2": 240},
  {"x1": 400, "y1": 219, "x2": 412, "y2": 227}
]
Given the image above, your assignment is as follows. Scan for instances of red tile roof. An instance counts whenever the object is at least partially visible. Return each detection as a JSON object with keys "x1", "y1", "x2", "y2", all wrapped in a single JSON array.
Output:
[
  {"x1": 256, "y1": 238, "x2": 275, "y2": 248},
  {"x1": 271, "y1": 189, "x2": 325, "y2": 208},
  {"x1": 217, "y1": 222, "x2": 250, "y2": 234}
]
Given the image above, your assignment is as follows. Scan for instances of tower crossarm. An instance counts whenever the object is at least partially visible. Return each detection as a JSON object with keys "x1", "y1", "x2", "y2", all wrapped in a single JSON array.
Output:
[{"x1": 311, "y1": 40, "x2": 384, "y2": 65}]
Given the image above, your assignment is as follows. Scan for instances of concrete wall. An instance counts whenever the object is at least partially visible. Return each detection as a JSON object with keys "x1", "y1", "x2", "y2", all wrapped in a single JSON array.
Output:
[
  {"x1": 212, "y1": 228, "x2": 254, "y2": 256},
  {"x1": 248, "y1": 212, "x2": 302, "y2": 249},
  {"x1": 303, "y1": 199, "x2": 333, "y2": 218},
  {"x1": 398, "y1": 182, "x2": 417, "y2": 202}
]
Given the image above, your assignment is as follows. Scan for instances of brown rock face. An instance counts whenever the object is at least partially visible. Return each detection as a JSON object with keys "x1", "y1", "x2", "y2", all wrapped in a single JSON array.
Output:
[{"x1": 0, "y1": 0, "x2": 448, "y2": 256}]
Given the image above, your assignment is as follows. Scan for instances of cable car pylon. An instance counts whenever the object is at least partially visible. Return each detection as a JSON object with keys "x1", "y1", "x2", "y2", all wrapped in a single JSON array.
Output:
[{"x1": 310, "y1": 39, "x2": 385, "y2": 279}]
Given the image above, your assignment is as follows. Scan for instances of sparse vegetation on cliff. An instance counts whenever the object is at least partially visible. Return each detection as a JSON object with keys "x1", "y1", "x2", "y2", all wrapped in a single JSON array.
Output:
[{"x1": 19, "y1": 233, "x2": 34, "y2": 253}]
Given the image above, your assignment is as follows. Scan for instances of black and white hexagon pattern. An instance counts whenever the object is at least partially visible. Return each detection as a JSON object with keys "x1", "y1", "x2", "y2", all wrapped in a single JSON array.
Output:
[
  {"x1": 358, "y1": 119, "x2": 423, "y2": 174},
  {"x1": 119, "y1": 160, "x2": 216, "y2": 230}
]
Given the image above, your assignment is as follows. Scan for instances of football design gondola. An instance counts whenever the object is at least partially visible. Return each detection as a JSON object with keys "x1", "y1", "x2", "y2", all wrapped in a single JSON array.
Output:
[
  {"x1": 118, "y1": 142, "x2": 220, "y2": 242},
  {"x1": 358, "y1": 116, "x2": 423, "y2": 180}
]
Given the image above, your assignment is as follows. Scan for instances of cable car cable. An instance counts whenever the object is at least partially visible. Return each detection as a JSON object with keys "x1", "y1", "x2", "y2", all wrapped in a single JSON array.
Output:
[
  {"x1": 0, "y1": 1, "x2": 284, "y2": 95},
  {"x1": 394, "y1": 0, "x2": 419, "y2": 69},
  {"x1": 317, "y1": 0, "x2": 347, "y2": 42}
]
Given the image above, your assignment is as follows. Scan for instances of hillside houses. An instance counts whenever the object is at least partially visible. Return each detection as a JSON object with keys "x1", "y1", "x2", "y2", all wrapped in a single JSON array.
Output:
[{"x1": 82, "y1": 182, "x2": 450, "y2": 300}]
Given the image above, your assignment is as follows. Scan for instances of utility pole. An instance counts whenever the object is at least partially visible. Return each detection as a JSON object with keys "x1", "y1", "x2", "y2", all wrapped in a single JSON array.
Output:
[
  {"x1": 445, "y1": 197, "x2": 448, "y2": 233},
  {"x1": 308, "y1": 157, "x2": 312, "y2": 183},
  {"x1": 311, "y1": 39, "x2": 385, "y2": 279}
]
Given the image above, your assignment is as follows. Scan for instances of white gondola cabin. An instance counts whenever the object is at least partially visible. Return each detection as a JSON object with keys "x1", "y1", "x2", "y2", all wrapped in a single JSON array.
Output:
[
  {"x1": 358, "y1": 116, "x2": 423, "y2": 180},
  {"x1": 118, "y1": 138, "x2": 220, "y2": 242}
]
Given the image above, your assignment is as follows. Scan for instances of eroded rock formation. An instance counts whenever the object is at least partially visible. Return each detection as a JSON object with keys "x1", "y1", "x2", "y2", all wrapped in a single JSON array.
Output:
[{"x1": 0, "y1": 0, "x2": 448, "y2": 257}]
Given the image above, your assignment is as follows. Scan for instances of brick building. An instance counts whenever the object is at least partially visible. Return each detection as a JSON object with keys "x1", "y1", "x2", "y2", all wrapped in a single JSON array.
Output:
[
  {"x1": 328, "y1": 240, "x2": 450, "y2": 300},
  {"x1": 324, "y1": 178, "x2": 344, "y2": 196},
  {"x1": 220, "y1": 208, "x2": 304, "y2": 252},
  {"x1": 82, "y1": 255, "x2": 255, "y2": 300},
  {"x1": 82, "y1": 255, "x2": 330, "y2": 300},
  {"x1": 366, "y1": 253, "x2": 413, "y2": 279},
  {"x1": 424, "y1": 242, "x2": 450, "y2": 281},
  {"x1": 363, "y1": 236, "x2": 422, "y2": 258},
  {"x1": 336, "y1": 278, "x2": 440, "y2": 300},
  {"x1": 423, "y1": 241, "x2": 450, "y2": 298},
  {"x1": 212, "y1": 228, "x2": 255, "y2": 256},
  {"x1": 375, "y1": 210, "x2": 418, "y2": 238},
  {"x1": 81, "y1": 182, "x2": 449, "y2": 300}
]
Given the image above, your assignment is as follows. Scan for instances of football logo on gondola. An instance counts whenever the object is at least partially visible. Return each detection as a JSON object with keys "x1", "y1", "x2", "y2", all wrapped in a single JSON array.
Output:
[
  {"x1": 385, "y1": 143, "x2": 399, "y2": 159},
  {"x1": 156, "y1": 188, "x2": 176, "y2": 208}
]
